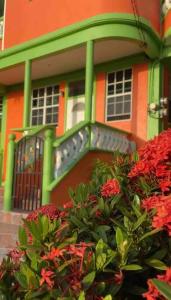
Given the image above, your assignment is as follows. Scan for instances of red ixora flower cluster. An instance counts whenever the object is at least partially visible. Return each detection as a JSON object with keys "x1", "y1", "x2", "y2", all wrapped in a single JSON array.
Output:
[
  {"x1": 26, "y1": 204, "x2": 61, "y2": 221},
  {"x1": 101, "y1": 179, "x2": 121, "y2": 198},
  {"x1": 143, "y1": 268, "x2": 171, "y2": 300},
  {"x1": 129, "y1": 129, "x2": 171, "y2": 193},
  {"x1": 142, "y1": 195, "x2": 171, "y2": 236}
]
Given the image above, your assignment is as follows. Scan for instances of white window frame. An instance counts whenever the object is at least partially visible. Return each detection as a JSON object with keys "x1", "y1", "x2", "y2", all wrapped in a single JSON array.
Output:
[
  {"x1": 31, "y1": 84, "x2": 60, "y2": 126},
  {"x1": 105, "y1": 68, "x2": 132, "y2": 122}
]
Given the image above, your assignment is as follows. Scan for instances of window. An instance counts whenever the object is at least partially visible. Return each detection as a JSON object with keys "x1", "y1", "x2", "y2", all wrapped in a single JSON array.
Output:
[
  {"x1": 106, "y1": 68, "x2": 132, "y2": 121},
  {"x1": 0, "y1": 0, "x2": 4, "y2": 18},
  {"x1": 68, "y1": 80, "x2": 85, "y2": 97},
  {"x1": 31, "y1": 85, "x2": 60, "y2": 126}
]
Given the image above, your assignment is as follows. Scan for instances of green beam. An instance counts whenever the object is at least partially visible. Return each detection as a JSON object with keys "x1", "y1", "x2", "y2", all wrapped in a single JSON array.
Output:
[
  {"x1": 23, "y1": 60, "x2": 31, "y2": 128},
  {"x1": 0, "y1": 95, "x2": 7, "y2": 185},
  {"x1": 85, "y1": 40, "x2": 94, "y2": 122},
  {"x1": 3, "y1": 134, "x2": 16, "y2": 211},
  {"x1": 42, "y1": 129, "x2": 54, "y2": 205},
  {"x1": 147, "y1": 61, "x2": 163, "y2": 139},
  {"x1": 0, "y1": 14, "x2": 161, "y2": 70}
]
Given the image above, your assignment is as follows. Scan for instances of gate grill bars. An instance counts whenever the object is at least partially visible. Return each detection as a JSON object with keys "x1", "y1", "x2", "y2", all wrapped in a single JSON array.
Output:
[{"x1": 12, "y1": 136, "x2": 44, "y2": 212}]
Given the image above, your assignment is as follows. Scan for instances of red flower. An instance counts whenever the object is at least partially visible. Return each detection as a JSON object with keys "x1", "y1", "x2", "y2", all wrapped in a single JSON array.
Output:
[
  {"x1": 40, "y1": 268, "x2": 54, "y2": 288},
  {"x1": 143, "y1": 268, "x2": 171, "y2": 300},
  {"x1": 42, "y1": 247, "x2": 65, "y2": 261},
  {"x1": 8, "y1": 248, "x2": 24, "y2": 263},
  {"x1": 141, "y1": 196, "x2": 163, "y2": 212},
  {"x1": 142, "y1": 195, "x2": 171, "y2": 236},
  {"x1": 27, "y1": 204, "x2": 60, "y2": 221},
  {"x1": 101, "y1": 179, "x2": 120, "y2": 198},
  {"x1": 63, "y1": 202, "x2": 73, "y2": 209},
  {"x1": 114, "y1": 271, "x2": 124, "y2": 285}
]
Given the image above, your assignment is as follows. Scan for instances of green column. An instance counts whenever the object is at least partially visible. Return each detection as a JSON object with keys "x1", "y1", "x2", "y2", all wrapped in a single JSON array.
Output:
[
  {"x1": 85, "y1": 40, "x2": 94, "y2": 122},
  {"x1": 3, "y1": 134, "x2": 16, "y2": 211},
  {"x1": 23, "y1": 60, "x2": 32, "y2": 128},
  {"x1": 147, "y1": 61, "x2": 163, "y2": 140},
  {"x1": 42, "y1": 129, "x2": 54, "y2": 205}
]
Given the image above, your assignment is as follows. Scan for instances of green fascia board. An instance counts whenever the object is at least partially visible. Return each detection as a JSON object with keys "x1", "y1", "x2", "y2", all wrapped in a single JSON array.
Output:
[
  {"x1": 0, "y1": 13, "x2": 161, "y2": 70},
  {"x1": 7, "y1": 53, "x2": 148, "y2": 92}
]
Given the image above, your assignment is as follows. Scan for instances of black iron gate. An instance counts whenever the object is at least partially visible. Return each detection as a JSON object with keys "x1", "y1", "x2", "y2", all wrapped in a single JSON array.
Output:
[{"x1": 12, "y1": 135, "x2": 44, "y2": 212}]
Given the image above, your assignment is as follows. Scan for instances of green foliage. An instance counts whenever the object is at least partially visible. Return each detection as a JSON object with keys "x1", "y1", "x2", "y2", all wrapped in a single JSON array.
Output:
[{"x1": 0, "y1": 150, "x2": 171, "y2": 299}]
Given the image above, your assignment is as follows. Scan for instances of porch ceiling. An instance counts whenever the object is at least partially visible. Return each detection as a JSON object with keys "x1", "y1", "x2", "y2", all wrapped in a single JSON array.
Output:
[{"x1": 0, "y1": 39, "x2": 141, "y2": 86}]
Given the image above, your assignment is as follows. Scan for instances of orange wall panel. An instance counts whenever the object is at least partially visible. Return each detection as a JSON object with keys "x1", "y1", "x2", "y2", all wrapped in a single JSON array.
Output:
[
  {"x1": 56, "y1": 82, "x2": 65, "y2": 137},
  {"x1": 3, "y1": 91, "x2": 24, "y2": 180},
  {"x1": 4, "y1": 0, "x2": 160, "y2": 48},
  {"x1": 51, "y1": 151, "x2": 113, "y2": 207},
  {"x1": 95, "y1": 63, "x2": 148, "y2": 148}
]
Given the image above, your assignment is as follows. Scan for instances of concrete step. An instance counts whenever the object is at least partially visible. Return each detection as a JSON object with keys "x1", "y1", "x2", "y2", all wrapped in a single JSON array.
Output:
[{"x1": 0, "y1": 210, "x2": 27, "y2": 262}]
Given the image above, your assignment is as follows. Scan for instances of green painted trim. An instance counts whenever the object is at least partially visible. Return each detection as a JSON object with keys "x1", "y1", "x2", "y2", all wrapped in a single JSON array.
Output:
[
  {"x1": 7, "y1": 53, "x2": 147, "y2": 93},
  {"x1": 0, "y1": 13, "x2": 161, "y2": 70},
  {"x1": 12, "y1": 124, "x2": 55, "y2": 136},
  {"x1": 147, "y1": 61, "x2": 163, "y2": 139},
  {"x1": 23, "y1": 60, "x2": 32, "y2": 128},
  {"x1": 0, "y1": 95, "x2": 7, "y2": 184},
  {"x1": 85, "y1": 40, "x2": 94, "y2": 121},
  {"x1": 92, "y1": 75, "x2": 96, "y2": 122},
  {"x1": 42, "y1": 129, "x2": 54, "y2": 205},
  {"x1": 3, "y1": 134, "x2": 16, "y2": 211}
]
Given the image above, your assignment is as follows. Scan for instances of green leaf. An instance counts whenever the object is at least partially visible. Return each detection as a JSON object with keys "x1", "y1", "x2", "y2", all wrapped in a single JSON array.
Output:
[
  {"x1": 40, "y1": 215, "x2": 49, "y2": 239},
  {"x1": 96, "y1": 239, "x2": 105, "y2": 256},
  {"x1": 18, "y1": 226, "x2": 27, "y2": 246},
  {"x1": 145, "y1": 259, "x2": 167, "y2": 270},
  {"x1": 103, "y1": 296, "x2": 112, "y2": 300},
  {"x1": 116, "y1": 227, "x2": 124, "y2": 250},
  {"x1": 152, "y1": 279, "x2": 171, "y2": 299},
  {"x1": 133, "y1": 212, "x2": 147, "y2": 231},
  {"x1": 139, "y1": 228, "x2": 162, "y2": 242},
  {"x1": 15, "y1": 271, "x2": 27, "y2": 288},
  {"x1": 96, "y1": 253, "x2": 107, "y2": 270},
  {"x1": 121, "y1": 264, "x2": 143, "y2": 271},
  {"x1": 82, "y1": 271, "x2": 96, "y2": 290},
  {"x1": 78, "y1": 291, "x2": 85, "y2": 300}
]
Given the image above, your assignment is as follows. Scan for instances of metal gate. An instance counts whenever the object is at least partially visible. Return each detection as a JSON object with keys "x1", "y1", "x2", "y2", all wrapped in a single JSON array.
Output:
[{"x1": 12, "y1": 135, "x2": 44, "y2": 212}]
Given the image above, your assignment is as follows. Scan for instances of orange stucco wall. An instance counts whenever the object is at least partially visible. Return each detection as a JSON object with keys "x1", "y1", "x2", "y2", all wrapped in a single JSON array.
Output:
[
  {"x1": 95, "y1": 63, "x2": 148, "y2": 148},
  {"x1": 3, "y1": 91, "x2": 24, "y2": 180},
  {"x1": 51, "y1": 151, "x2": 113, "y2": 207},
  {"x1": 4, "y1": 0, "x2": 160, "y2": 48}
]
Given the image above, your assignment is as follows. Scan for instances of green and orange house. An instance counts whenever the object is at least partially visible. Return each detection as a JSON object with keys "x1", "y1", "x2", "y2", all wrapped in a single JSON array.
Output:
[{"x1": 0, "y1": 0, "x2": 170, "y2": 212}]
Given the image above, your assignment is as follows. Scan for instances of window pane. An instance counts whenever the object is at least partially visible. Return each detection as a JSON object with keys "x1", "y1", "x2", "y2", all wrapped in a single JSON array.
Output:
[
  {"x1": 124, "y1": 101, "x2": 131, "y2": 113},
  {"x1": 116, "y1": 83, "x2": 123, "y2": 94},
  {"x1": 116, "y1": 71, "x2": 123, "y2": 82},
  {"x1": 108, "y1": 97, "x2": 115, "y2": 104},
  {"x1": 46, "y1": 97, "x2": 52, "y2": 106},
  {"x1": 124, "y1": 82, "x2": 131, "y2": 93},
  {"x1": 33, "y1": 90, "x2": 38, "y2": 98},
  {"x1": 116, "y1": 96, "x2": 123, "y2": 103},
  {"x1": 108, "y1": 73, "x2": 115, "y2": 83},
  {"x1": 107, "y1": 104, "x2": 114, "y2": 115},
  {"x1": 68, "y1": 80, "x2": 85, "y2": 97},
  {"x1": 107, "y1": 85, "x2": 114, "y2": 95},
  {"x1": 53, "y1": 96, "x2": 59, "y2": 105},
  {"x1": 38, "y1": 98, "x2": 44, "y2": 107},
  {"x1": 47, "y1": 86, "x2": 52, "y2": 96},
  {"x1": 39, "y1": 88, "x2": 44, "y2": 97},
  {"x1": 125, "y1": 69, "x2": 132, "y2": 80},
  {"x1": 33, "y1": 99, "x2": 38, "y2": 107},
  {"x1": 115, "y1": 103, "x2": 123, "y2": 114},
  {"x1": 53, "y1": 85, "x2": 59, "y2": 94}
]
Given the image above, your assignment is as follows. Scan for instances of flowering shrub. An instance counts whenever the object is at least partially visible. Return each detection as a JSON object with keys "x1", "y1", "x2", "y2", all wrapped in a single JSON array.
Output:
[{"x1": 0, "y1": 129, "x2": 171, "y2": 299}]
